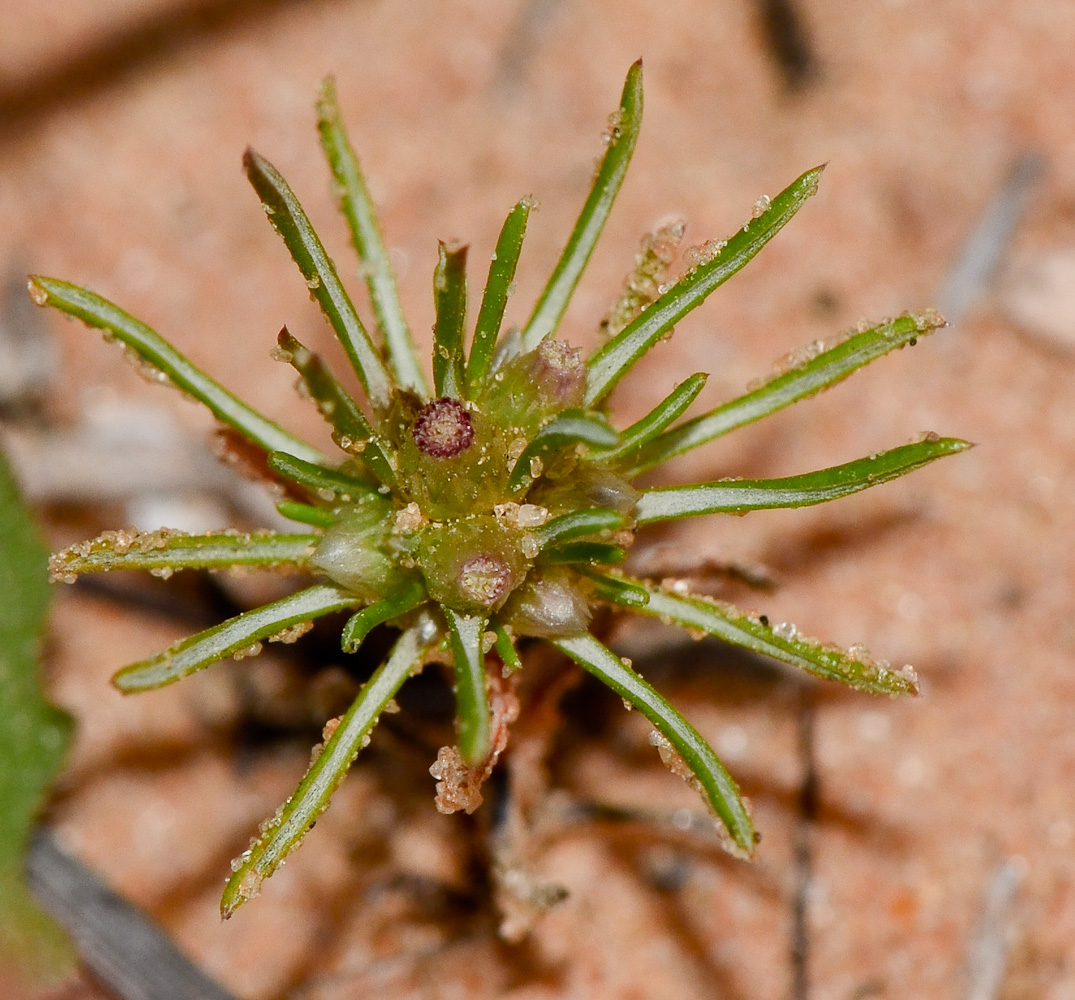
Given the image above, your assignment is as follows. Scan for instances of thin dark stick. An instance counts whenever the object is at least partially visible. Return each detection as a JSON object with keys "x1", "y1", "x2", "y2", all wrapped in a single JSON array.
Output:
[
  {"x1": 26, "y1": 828, "x2": 237, "y2": 1000},
  {"x1": 756, "y1": 0, "x2": 819, "y2": 92},
  {"x1": 939, "y1": 153, "x2": 1044, "y2": 326},
  {"x1": 963, "y1": 858, "x2": 1023, "y2": 1000}
]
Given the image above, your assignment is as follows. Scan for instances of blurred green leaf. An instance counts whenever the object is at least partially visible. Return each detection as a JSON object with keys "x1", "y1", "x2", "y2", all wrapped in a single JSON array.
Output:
[{"x1": 0, "y1": 452, "x2": 75, "y2": 988}]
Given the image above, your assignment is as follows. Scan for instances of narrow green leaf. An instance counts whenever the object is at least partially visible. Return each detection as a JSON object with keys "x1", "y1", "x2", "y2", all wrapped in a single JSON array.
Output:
[
  {"x1": 533, "y1": 507, "x2": 626, "y2": 549},
  {"x1": 585, "y1": 570, "x2": 650, "y2": 607},
  {"x1": 28, "y1": 277, "x2": 323, "y2": 464},
  {"x1": 467, "y1": 197, "x2": 532, "y2": 395},
  {"x1": 432, "y1": 242, "x2": 468, "y2": 398},
  {"x1": 541, "y1": 541, "x2": 627, "y2": 566},
  {"x1": 267, "y1": 450, "x2": 377, "y2": 499},
  {"x1": 552, "y1": 633, "x2": 754, "y2": 855},
  {"x1": 243, "y1": 149, "x2": 393, "y2": 410},
  {"x1": 317, "y1": 77, "x2": 429, "y2": 396},
  {"x1": 276, "y1": 328, "x2": 399, "y2": 491},
  {"x1": 113, "y1": 583, "x2": 360, "y2": 692},
  {"x1": 508, "y1": 409, "x2": 620, "y2": 491},
  {"x1": 0, "y1": 452, "x2": 76, "y2": 986},
  {"x1": 521, "y1": 61, "x2": 644, "y2": 349},
  {"x1": 635, "y1": 436, "x2": 971, "y2": 524},
  {"x1": 598, "y1": 574, "x2": 918, "y2": 695},
  {"x1": 340, "y1": 580, "x2": 427, "y2": 653},
  {"x1": 491, "y1": 621, "x2": 522, "y2": 674},
  {"x1": 276, "y1": 501, "x2": 335, "y2": 529},
  {"x1": 49, "y1": 529, "x2": 319, "y2": 580},
  {"x1": 221, "y1": 617, "x2": 436, "y2": 918},
  {"x1": 585, "y1": 165, "x2": 825, "y2": 406},
  {"x1": 593, "y1": 373, "x2": 707, "y2": 464},
  {"x1": 628, "y1": 312, "x2": 947, "y2": 474},
  {"x1": 444, "y1": 609, "x2": 491, "y2": 765}
]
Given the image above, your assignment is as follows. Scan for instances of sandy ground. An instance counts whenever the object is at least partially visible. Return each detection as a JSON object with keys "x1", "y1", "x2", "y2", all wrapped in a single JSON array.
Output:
[{"x1": 2, "y1": 2, "x2": 1074, "y2": 998}]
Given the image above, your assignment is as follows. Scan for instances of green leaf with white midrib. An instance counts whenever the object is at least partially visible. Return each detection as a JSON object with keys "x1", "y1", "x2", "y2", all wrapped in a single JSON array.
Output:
[
  {"x1": 585, "y1": 165, "x2": 825, "y2": 406},
  {"x1": 317, "y1": 77, "x2": 428, "y2": 397},
  {"x1": 584, "y1": 569, "x2": 650, "y2": 607},
  {"x1": 592, "y1": 372, "x2": 707, "y2": 464},
  {"x1": 592, "y1": 573, "x2": 918, "y2": 695},
  {"x1": 267, "y1": 451, "x2": 378, "y2": 499},
  {"x1": 468, "y1": 197, "x2": 532, "y2": 395},
  {"x1": 244, "y1": 149, "x2": 393, "y2": 411},
  {"x1": 340, "y1": 580, "x2": 427, "y2": 653},
  {"x1": 276, "y1": 328, "x2": 398, "y2": 492},
  {"x1": 445, "y1": 609, "x2": 492, "y2": 765},
  {"x1": 112, "y1": 583, "x2": 361, "y2": 692},
  {"x1": 50, "y1": 530, "x2": 319, "y2": 579},
  {"x1": 432, "y1": 242, "x2": 469, "y2": 399},
  {"x1": 627, "y1": 311, "x2": 946, "y2": 475},
  {"x1": 28, "y1": 277, "x2": 323, "y2": 465},
  {"x1": 277, "y1": 501, "x2": 335, "y2": 528},
  {"x1": 521, "y1": 61, "x2": 644, "y2": 349},
  {"x1": 533, "y1": 507, "x2": 626, "y2": 549},
  {"x1": 635, "y1": 436, "x2": 971, "y2": 524},
  {"x1": 221, "y1": 618, "x2": 436, "y2": 918},
  {"x1": 508, "y1": 410, "x2": 620, "y2": 491},
  {"x1": 552, "y1": 633, "x2": 754, "y2": 854}
]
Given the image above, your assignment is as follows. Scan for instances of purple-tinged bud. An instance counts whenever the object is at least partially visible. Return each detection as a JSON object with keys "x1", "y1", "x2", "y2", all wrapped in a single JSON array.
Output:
[
  {"x1": 458, "y1": 554, "x2": 515, "y2": 607},
  {"x1": 412, "y1": 398, "x2": 474, "y2": 457},
  {"x1": 417, "y1": 517, "x2": 531, "y2": 614},
  {"x1": 532, "y1": 340, "x2": 586, "y2": 408},
  {"x1": 500, "y1": 567, "x2": 590, "y2": 637}
]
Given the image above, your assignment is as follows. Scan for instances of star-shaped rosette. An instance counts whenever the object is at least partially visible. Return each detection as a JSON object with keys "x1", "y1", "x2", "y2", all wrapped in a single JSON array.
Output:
[{"x1": 34, "y1": 62, "x2": 968, "y2": 917}]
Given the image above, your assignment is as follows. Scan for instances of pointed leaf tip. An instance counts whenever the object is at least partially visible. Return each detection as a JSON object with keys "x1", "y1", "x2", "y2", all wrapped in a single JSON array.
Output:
[
  {"x1": 243, "y1": 145, "x2": 394, "y2": 410},
  {"x1": 520, "y1": 61, "x2": 644, "y2": 348},
  {"x1": 635, "y1": 435, "x2": 971, "y2": 524},
  {"x1": 26, "y1": 276, "x2": 323, "y2": 464},
  {"x1": 627, "y1": 311, "x2": 955, "y2": 474},
  {"x1": 599, "y1": 574, "x2": 921, "y2": 697},
  {"x1": 552, "y1": 634, "x2": 754, "y2": 854},
  {"x1": 586, "y1": 163, "x2": 825, "y2": 405},
  {"x1": 221, "y1": 620, "x2": 434, "y2": 917},
  {"x1": 316, "y1": 84, "x2": 429, "y2": 395}
]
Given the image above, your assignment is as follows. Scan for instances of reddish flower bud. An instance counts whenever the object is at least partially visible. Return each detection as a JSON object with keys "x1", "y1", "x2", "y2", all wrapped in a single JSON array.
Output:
[
  {"x1": 412, "y1": 398, "x2": 475, "y2": 457},
  {"x1": 458, "y1": 554, "x2": 514, "y2": 607}
]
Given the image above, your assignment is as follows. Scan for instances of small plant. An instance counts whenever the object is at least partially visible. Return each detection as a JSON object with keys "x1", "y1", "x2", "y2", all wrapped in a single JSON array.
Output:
[{"x1": 33, "y1": 62, "x2": 966, "y2": 919}]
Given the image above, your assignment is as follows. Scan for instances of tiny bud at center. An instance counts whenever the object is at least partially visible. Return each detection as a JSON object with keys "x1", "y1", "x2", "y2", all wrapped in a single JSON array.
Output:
[
  {"x1": 459, "y1": 554, "x2": 514, "y2": 606},
  {"x1": 412, "y1": 397, "x2": 475, "y2": 457}
]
